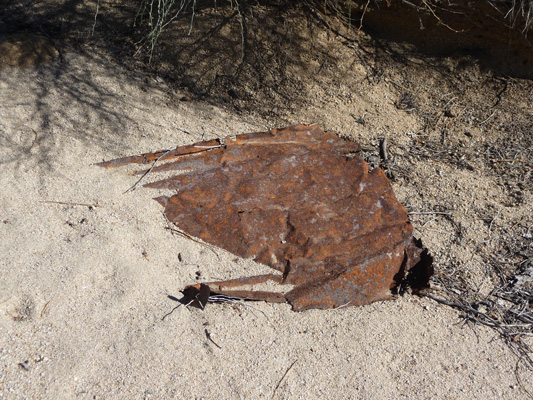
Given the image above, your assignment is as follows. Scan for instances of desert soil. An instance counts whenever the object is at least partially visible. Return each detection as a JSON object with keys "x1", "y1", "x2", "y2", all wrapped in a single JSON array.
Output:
[{"x1": 1, "y1": 2, "x2": 532, "y2": 399}]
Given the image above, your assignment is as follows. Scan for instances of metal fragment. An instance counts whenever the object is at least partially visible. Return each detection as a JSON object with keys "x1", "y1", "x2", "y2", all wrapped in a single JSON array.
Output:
[{"x1": 98, "y1": 124, "x2": 433, "y2": 311}]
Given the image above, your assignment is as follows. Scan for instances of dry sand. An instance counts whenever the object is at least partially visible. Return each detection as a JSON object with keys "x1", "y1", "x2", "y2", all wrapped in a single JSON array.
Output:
[{"x1": 1, "y1": 48, "x2": 532, "y2": 399}]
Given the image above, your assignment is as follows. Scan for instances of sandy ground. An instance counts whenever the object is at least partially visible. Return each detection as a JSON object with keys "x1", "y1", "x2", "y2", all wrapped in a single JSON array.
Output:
[{"x1": 1, "y1": 46, "x2": 532, "y2": 400}]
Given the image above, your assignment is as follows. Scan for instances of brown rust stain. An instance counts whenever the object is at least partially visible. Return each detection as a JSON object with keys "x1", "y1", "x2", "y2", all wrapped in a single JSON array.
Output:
[{"x1": 98, "y1": 124, "x2": 433, "y2": 311}]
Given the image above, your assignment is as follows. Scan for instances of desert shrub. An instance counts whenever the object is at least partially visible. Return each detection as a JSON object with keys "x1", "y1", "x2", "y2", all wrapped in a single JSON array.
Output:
[{"x1": 133, "y1": 0, "x2": 533, "y2": 60}]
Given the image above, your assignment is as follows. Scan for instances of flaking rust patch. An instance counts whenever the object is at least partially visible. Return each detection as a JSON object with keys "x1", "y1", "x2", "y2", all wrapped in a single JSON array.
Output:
[{"x1": 98, "y1": 124, "x2": 433, "y2": 311}]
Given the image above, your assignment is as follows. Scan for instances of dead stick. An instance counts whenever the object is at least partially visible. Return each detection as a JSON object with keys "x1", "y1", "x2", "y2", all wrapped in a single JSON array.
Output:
[
  {"x1": 271, "y1": 359, "x2": 298, "y2": 400},
  {"x1": 425, "y1": 293, "x2": 459, "y2": 308},
  {"x1": 161, "y1": 304, "x2": 182, "y2": 321},
  {"x1": 40, "y1": 300, "x2": 51, "y2": 318},
  {"x1": 124, "y1": 150, "x2": 171, "y2": 193},
  {"x1": 40, "y1": 200, "x2": 98, "y2": 208},
  {"x1": 426, "y1": 294, "x2": 502, "y2": 327},
  {"x1": 358, "y1": 0, "x2": 370, "y2": 31},
  {"x1": 205, "y1": 329, "x2": 222, "y2": 349},
  {"x1": 421, "y1": 0, "x2": 465, "y2": 33}
]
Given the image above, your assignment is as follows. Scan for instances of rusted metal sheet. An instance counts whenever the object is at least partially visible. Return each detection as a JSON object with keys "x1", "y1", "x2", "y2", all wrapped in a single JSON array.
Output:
[{"x1": 98, "y1": 124, "x2": 433, "y2": 311}]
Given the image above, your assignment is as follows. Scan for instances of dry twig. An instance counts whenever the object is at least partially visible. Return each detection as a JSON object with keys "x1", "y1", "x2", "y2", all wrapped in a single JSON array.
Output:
[
  {"x1": 205, "y1": 329, "x2": 222, "y2": 349},
  {"x1": 40, "y1": 200, "x2": 99, "y2": 208},
  {"x1": 271, "y1": 359, "x2": 298, "y2": 400}
]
